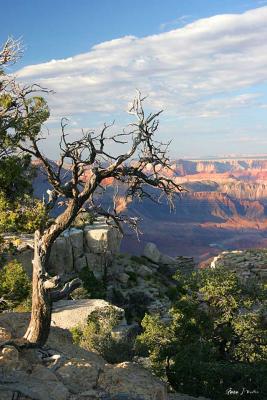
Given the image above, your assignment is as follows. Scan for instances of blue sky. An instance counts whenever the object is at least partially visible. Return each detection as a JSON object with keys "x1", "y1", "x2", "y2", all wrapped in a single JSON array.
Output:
[{"x1": 1, "y1": 0, "x2": 267, "y2": 159}]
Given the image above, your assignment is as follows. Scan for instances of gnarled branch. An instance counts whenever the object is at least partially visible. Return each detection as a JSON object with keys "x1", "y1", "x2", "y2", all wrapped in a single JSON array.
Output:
[{"x1": 51, "y1": 278, "x2": 81, "y2": 302}]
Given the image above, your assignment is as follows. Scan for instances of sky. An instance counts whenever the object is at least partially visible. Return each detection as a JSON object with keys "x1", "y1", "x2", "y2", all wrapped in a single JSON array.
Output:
[{"x1": 1, "y1": 0, "x2": 267, "y2": 159}]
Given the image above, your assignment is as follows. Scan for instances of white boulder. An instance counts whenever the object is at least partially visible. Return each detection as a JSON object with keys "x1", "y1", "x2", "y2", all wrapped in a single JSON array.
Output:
[
  {"x1": 51, "y1": 299, "x2": 125, "y2": 330},
  {"x1": 143, "y1": 242, "x2": 161, "y2": 264},
  {"x1": 98, "y1": 361, "x2": 167, "y2": 400}
]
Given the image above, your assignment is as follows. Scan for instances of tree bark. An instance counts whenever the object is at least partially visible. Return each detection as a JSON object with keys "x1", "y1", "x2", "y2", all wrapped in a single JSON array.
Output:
[
  {"x1": 22, "y1": 226, "x2": 81, "y2": 347},
  {"x1": 23, "y1": 231, "x2": 52, "y2": 347}
]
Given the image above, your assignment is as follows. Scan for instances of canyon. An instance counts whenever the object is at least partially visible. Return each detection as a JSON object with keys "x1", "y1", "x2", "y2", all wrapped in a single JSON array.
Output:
[{"x1": 32, "y1": 157, "x2": 267, "y2": 263}]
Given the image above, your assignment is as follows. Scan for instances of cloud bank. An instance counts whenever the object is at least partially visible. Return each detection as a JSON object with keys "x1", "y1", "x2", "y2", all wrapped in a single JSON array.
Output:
[{"x1": 16, "y1": 6, "x2": 267, "y2": 156}]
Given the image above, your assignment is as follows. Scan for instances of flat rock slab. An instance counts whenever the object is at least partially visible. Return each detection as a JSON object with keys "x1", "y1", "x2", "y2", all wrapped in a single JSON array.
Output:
[
  {"x1": 98, "y1": 361, "x2": 167, "y2": 400},
  {"x1": 52, "y1": 299, "x2": 125, "y2": 330}
]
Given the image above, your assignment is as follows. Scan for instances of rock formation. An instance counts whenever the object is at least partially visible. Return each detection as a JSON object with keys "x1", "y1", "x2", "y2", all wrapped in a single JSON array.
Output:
[
  {"x1": 105, "y1": 243, "x2": 195, "y2": 320},
  {"x1": 209, "y1": 248, "x2": 267, "y2": 282},
  {"x1": 0, "y1": 312, "x2": 209, "y2": 400},
  {"x1": 4, "y1": 218, "x2": 122, "y2": 280},
  {"x1": 51, "y1": 299, "x2": 125, "y2": 330}
]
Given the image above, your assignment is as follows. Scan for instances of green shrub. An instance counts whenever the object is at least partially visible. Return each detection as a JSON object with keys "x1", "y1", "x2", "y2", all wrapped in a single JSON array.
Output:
[
  {"x1": 0, "y1": 260, "x2": 31, "y2": 311},
  {"x1": 72, "y1": 211, "x2": 95, "y2": 227},
  {"x1": 138, "y1": 267, "x2": 267, "y2": 400},
  {"x1": 0, "y1": 193, "x2": 48, "y2": 234},
  {"x1": 128, "y1": 271, "x2": 138, "y2": 283},
  {"x1": 78, "y1": 266, "x2": 106, "y2": 299},
  {"x1": 14, "y1": 295, "x2": 32, "y2": 312},
  {"x1": 166, "y1": 286, "x2": 179, "y2": 301},
  {"x1": 70, "y1": 286, "x2": 90, "y2": 300},
  {"x1": 71, "y1": 305, "x2": 135, "y2": 363}
]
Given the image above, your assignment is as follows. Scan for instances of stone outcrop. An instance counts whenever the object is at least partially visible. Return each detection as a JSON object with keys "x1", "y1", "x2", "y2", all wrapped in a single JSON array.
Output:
[
  {"x1": 0, "y1": 311, "x2": 211, "y2": 400},
  {"x1": 5, "y1": 218, "x2": 122, "y2": 280},
  {"x1": 0, "y1": 312, "x2": 168, "y2": 400},
  {"x1": 210, "y1": 248, "x2": 267, "y2": 282},
  {"x1": 106, "y1": 244, "x2": 196, "y2": 320},
  {"x1": 98, "y1": 362, "x2": 167, "y2": 400},
  {"x1": 143, "y1": 243, "x2": 161, "y2": 264},
  {"x1": 52, "y1": 299, "x2": 125, "y2": 330}
]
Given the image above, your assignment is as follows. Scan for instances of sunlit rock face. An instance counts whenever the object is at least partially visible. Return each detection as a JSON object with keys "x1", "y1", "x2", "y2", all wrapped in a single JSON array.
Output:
[
  {"x1": 0, "y1": 312, "x2": 168, "y2": 400},
  {"x1": 4, "y1": 218, "x2": 123, "y2": 280},
  {"x1": 209, "y1": 248, "x2": 267, "y2": 283},
  {"x1": 51, "y1": 298, "x2": 125, "y2": 330}
]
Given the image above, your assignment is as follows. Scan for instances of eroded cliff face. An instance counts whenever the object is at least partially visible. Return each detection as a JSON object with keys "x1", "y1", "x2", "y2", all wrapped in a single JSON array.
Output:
[
  {"x1": 126, "y1": 190, "x2": 267, "y2": 225},
  {"x1": 31, "y1": 157, "x2": 267, "y2": 262},
  {"x1": 168, "y1": 159, "x2": 267, "y2": 176},
  {"x1": 219, "y1": 181, "x2": 267, "y2": 201},
  {"x1": 4, "y1": 218, "x2": 122, "y2": 279},
  {"x1": 208, "y1": 248, "x2": 267, "y2": 283},
  {"x1": 180, "y1": 180, "x2": 267, "y2": 201}
]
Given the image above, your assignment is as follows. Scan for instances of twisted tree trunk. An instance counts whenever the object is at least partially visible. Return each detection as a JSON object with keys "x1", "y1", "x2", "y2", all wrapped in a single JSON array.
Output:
[
  {"x1": 23, "y1": 225, "x2": 81, "y2": 347},
  {"x1": 23, "y1": 232, "x2": 52, "y2": 346}
]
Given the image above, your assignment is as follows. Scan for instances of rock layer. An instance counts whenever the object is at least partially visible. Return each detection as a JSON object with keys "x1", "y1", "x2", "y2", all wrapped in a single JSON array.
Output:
[{"x1": 4, "y1": 218, "x2": 122, "y2": 280}]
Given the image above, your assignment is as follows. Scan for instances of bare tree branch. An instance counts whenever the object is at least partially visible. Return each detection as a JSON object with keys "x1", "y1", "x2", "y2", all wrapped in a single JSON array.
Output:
[
  {"x1": 51, "y1": 278, "x2": 81, "y2": 301},
  {"x1": 2, "y1": 87, "x2": 184, "y2": 347}
]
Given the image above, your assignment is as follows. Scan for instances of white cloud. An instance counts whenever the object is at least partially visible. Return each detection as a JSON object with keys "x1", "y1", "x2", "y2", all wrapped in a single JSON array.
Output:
[
  {"x1": 16, "y1": 6, "x2": 267, "y2": 126},
  {"x1": 160, "y1": 15, "x2": 192, "y2": 31}
]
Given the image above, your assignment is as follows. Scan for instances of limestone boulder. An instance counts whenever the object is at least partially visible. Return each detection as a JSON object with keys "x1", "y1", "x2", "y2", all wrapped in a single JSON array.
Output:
[
  {"x1": 143, "y1": 243, "x2": 161, "y2": 264},
  {"x1": 57, "y1": 358, "x2": 102, "y2": 394},
  {"x1": 30, "y1": 364, "x2": 69, "y2": 400},
  {"x1": 84, "y1": 220, "x2": 122, "y2": 254},
  {"x1": 98, "y1": 361, "x2": 167, "y2": 400},
  {"x1": 48, "y1": 236, "x2": 73, "y2": 274},
  {"x1": 52, "y1": 299, "x2": 125, "y2": 330},
  {"x1": 1, "y1": 346, "x2": 19, "y2": 361},
  {"x1": 0, "y1": 349, "x2": 69, "y2": 400},
  {"x1": 136, "y1": 264, "x2": 153, "y2": 278},
  {"x1": 0, "y1": 312, "x2": 106, "y2": 367},
  {"x1": 117, "y1": 272, "x2": 130, "y2": 285},
  {"x1": 0, "y1": 312, "x2": 30, "y2": 338},
  {"x1": 4, "y1": 218, "x2": 122, "y2": 280}
]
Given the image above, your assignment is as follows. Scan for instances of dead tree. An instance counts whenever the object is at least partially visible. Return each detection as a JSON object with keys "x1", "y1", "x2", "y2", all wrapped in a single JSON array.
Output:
[{"x1": 5, "y1": 85, "x2": 183, "y2": 347}]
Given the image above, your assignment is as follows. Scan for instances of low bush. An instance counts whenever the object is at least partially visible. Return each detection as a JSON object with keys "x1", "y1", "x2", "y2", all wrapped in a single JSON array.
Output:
[
  {"x1": 137, "y1": 267, "x2": 267, "y2": 399},
  {"x1": 78, "y1": 266, "x2": 106, "y2": 299},
  {"x1": 71, "y1": 305, "x2": 135, "y2": 363},
  {"x1": 0, "y1": 260, "x2": 31, "y2": 311},
  {"x1": 72, "y1": 211, "x2": 95, "y2": 227},
  {"x1": 0, "y1": 194, "x2": 48, "y2": 233}
]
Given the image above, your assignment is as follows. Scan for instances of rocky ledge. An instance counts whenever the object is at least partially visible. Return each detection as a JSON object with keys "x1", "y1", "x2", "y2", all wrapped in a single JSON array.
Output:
[
  {"x1": 105, "y1": 243, "x2": 195, "y2": 320},
  {"x1": 0, "y1": 312, "x2": 208, "y2": 400},
  {"x1": 4, "y1": 217, "x2": 122, "y2": 280},
  {"x1": 209, "y1": 248, "x2": 267, "y2": 282}
]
